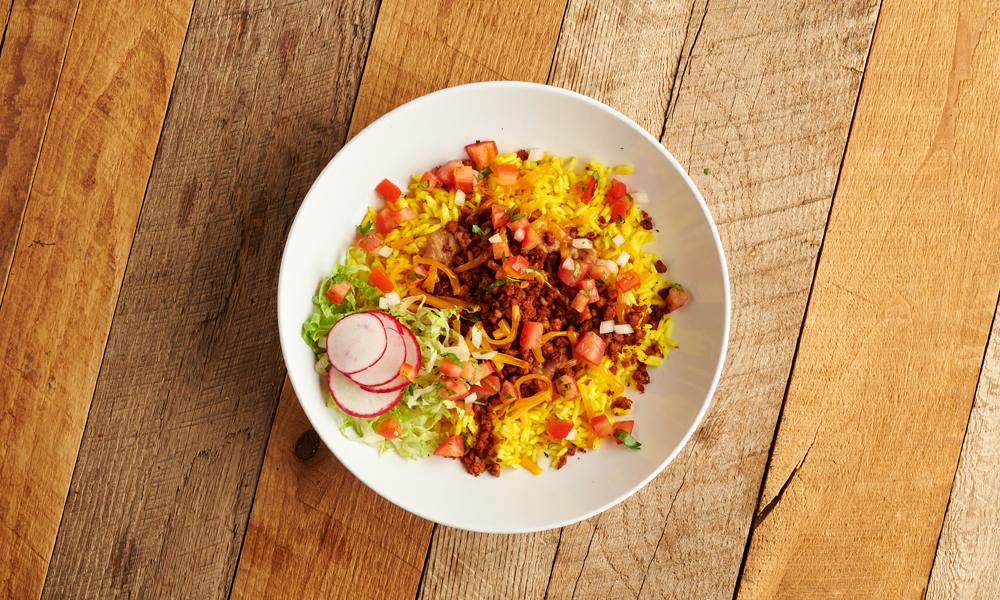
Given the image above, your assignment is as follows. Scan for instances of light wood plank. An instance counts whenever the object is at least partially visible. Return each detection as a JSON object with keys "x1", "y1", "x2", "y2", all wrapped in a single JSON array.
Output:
[
  {"x1": 0, "y1": 0, "x2": 78, "y2": 298},
  {"x1": 232, "y1": 1, "x2": 569, "y2": 598},
  {"x1": 41, "y1": 1, "x2": 378, "y2": 597},
  {"x1": 737, "y1": 0, "x2": 1000, "y2": 596},
  {"x1": 423, "y1": 0, "x2": 880, "y2": 598},
  {"x1": 927, "y1": 299, "x2": 1000, "y2": 598},
  {"x1": 0, "y1": 1, "x2": 194, "y2": 596}
]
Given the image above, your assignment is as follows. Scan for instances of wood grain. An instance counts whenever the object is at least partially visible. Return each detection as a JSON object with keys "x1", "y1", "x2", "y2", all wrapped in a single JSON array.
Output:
[
  {"x1": 41, "y1": 1, "x2": 378, "y2": 597},
  {"x1": 0, "y1": 0, "x2": 193, "y2": 596},
  {"x1": 927, "y1": 299, "x2": 1000, "y2": 599},
  {"x1": 232, "y1": 1, "x2": 568, "y2": 598},
  {"x1": 0, "y1": 0, "x2": 78, "y2": 298},
  {"x1": 737, "y1": 0, "x2": 1000, "y2": 596},
  {"x1": 423, "y1": 0, "x2": 880, "y2": 598}
]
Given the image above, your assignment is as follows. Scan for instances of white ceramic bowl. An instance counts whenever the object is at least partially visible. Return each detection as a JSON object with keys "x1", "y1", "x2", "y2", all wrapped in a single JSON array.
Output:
[{"x1": 278, "y1": 82, "x2": 730, "y2": 533}]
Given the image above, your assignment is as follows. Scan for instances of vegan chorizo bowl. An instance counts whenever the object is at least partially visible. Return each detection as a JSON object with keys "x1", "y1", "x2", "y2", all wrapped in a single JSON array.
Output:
[{"x1": 278, "y1": 82, "x2": 729, "y2": 533}]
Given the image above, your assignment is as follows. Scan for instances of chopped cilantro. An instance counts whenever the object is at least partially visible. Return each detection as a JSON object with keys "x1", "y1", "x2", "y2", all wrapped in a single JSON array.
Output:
[
  {"x1": 614, "y1": 429, "x2": 641, "y2": 449},
  {"x1": 471, "y1": 224, "x2": 492, "y2": 237},
  {"x1": 459, "y1": 314, "x2": 481, "y2": 324},
  {"x1": 703, "y1": 167, "x2": 711, "y2": 175},
  {"x1": 441, "y1": 352, "x2": 461, "y2": 366},
  {"x1": 670, "y1": 283, "x2": 685, "y2": 291},
  {"x1": 510, "y1": 213, "x2": 525, "y2": 221},
  {"x1": 572, "y1": 263, "x2": 581, "y2": 278},
  {"x1": 483, "y1": 278, "x2": 514, "y2": 292},
  {"x1": 356, "y1": 221, "x2": 375, "y2": 235},
  {"x1": 479, "y1": 167, "x2": 491, "y2": 178}
]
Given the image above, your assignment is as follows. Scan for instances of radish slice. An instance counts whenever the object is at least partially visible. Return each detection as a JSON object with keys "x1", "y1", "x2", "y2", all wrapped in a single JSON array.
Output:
[
  {"x1": 362, "y1": 322, "x2": 422, "y2": 392},
  {"x1": 328, "y1": 367, "x2": 402, "y2": 417},
  {"x1": 350, "y1": 328, "x2": 407, "y2": 387},
  {"x1": 327, "y1": 313, "x2": 387, "y2": 375}
]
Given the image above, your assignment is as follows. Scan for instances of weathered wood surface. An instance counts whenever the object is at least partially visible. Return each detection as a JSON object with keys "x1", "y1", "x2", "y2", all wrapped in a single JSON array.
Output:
[
  {"x1": 737, "y1": 0, "x2": 1000, "y2": 596},
  {"x1": 0, "y1": 0, "x2": 194, "y2": 596},
  {"x1": 232, "y1": 0, "x2": 568, "y2": 598},
  {"x1": 42, "y1": 1, "x2": 377, "y2": 597},
  {"x1": 927, "y1": 300, "x2": 1000, "y2": 599},
  {"x1": 424, "y1": 0, "x2": 881, "y2": 598}
]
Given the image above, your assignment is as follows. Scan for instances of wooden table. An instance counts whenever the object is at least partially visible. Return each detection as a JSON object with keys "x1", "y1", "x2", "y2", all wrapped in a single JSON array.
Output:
[{"x1": 2, "y1": 0, "x2": 998, "y2": 597}]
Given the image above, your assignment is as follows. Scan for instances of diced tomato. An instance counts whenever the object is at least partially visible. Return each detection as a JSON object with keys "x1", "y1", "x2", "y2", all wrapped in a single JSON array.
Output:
[
  {"x1": 453, "y1": 165, "x2": 476, "y2": 193},
  {"x1": 591, "y1": 415, "x2": 614, "y2": 437},
  {"x1": 557, "y1": 257, "x2": 590, "y2": 288},
  {"x1": 438, "y1": 357, "x2": 463, "y2": 378},
  {"x1": 358, "y1": 233, "x2": 383, "y2": 252},
  {"x1": 375, "y1": 178, "x2": 402, "y2": 203},
  {"x1": 571, "y1": 290, "x2": 589, "y2": 313},
  {"x1": 554, "y1": 374, "x2": 579, "y2": 399},
  {"x1": 464, "y1": 140, "x2": 498, "y2": 169},
  {"x1": 503, "y1": 255, "x2": 530, "y2": 278},
  {"x1": 507, "y1": 216, "x2": 529, "y2": 231},
  {"x1": 325, "y1": 281, "x2": 352, "y2": 304},
  {"x1": 470, "y1": 374, "x2": 501, "y2": 398},
  {"x1": 438, "y1": 376, "x2": 470, "y2": 401},
  {"x1": 499, "y1": 380, "x2": 517, "y2": 403},
  {"x1": 609, "y1": 195, "x2": 632, "y2": 221},
  {"x1": 546, "y1": 416, "x2": 574, "y2": 440},
  {"x1": 435, "y1": 160, "x2": 463, "y2": 189},
  {"x1": 468, "y1": 360, "x2": 494, "y2": 384},
  {"x1": 434, "y1": 434, "x2": 467, "y2": 457},
  {"x1": 459, "y1": 360, "x2": 476, "y2": 381},
  {"x1": 575, "y1": 175, "x2": 597, "y2": 203},
  {"x1": 375, "y1": 416, "x2": 401, "y2": 439},
  {"x1": 492, "y1": 237, "x2": 510, "y2": 259},
  {"x1": 519, "y1": 321, "x2": 545, "y2": 350},
  {"x1": 375, "y1": 207, "x2": 397, "y2": 234},
  {"x1": 606, "y1": 178, "x2": 628, "y2": 201},
  {"x1": 419, "y1": 170, "x2": 440, "y2": 190},
  {"x1": 589, "y1": 262, "x2": 612, "y2": 284},
  {"x1": 492, "y1": 164, "x2": 519, "y2": 186},
  {"x1": 573, "y1": 331, "x2": 606, "y2": 366},
  {"x1": 580, "y1": 278, "x2": 600, "y2": 303},
  {"x1": 616, "y1": 270, "x2": 641, "y2": 293},
  {"x1": 521, "y1": 226, "x2": 541, "y2": 250},
  {"x1": 491, "y1": 204, "x2": 510, "y2": 228},
  {"x1": 368, "y1": 267, "x2": 394, "y2": 293},
  {"x1": 405, "y1": 264, "x2": 428, "y2": 285},
  {"x1": 613, "y1": 420, "x2": 635, "y2": 445},
  {"x1": 395, "y1": 207, "x2": 416, "y2": 222}
]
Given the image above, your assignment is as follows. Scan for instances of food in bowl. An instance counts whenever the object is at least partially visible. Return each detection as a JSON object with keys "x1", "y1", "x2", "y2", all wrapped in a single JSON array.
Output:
[{"x1": 302, "y1": 141, "x2": 689, "y2": 476}]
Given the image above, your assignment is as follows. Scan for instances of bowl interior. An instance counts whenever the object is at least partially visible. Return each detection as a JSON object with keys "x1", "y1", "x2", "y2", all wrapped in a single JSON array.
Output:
[{"x1": 278, "y1": 82, "x2": 729, "y2": 533}]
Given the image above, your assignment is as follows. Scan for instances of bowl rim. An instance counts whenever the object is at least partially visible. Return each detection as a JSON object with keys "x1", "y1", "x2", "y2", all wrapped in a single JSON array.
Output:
[{"x1": 277, "y1": 80, "x2": 731, "y2": 533}]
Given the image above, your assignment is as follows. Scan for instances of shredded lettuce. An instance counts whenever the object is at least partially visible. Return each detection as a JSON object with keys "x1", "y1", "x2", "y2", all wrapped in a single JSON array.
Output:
[{"x1": 304, "y1": 258, "x2": 466, "y2": 458}]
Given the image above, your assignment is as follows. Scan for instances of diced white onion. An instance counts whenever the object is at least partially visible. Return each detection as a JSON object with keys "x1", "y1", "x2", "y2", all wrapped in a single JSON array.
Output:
[
  {"x1": 616, "y1": 251, "x2": 631, "y2": 267},
  {"x1": 464, "y1": 392, "x2": 478, "y2": 403},
  {"x1": 599, "y1": 320, "x2": 615, "y2": 334},
  {"x1": 376, "y1": 245, "x2": 392, "y2": 258},
  {"x1": 571, "y1": 238, "x2": 593, "y2": 249},
  {"x1": 378, "y1": 297, "x2": 388, "y2": 310},
  {"x1": 488, "y1": 233, "x2": 503, "y2": 244},
  {"x1": 527, "y1": 148, "x2": 545, "y2": 161},
  {"x1": 614, "y1": 323, "x2": 634, "y2": 335},
  {"x1": 513, "y1": 228, "x2": 526, "y2": 242},
  {"x1": 317, "y1": 335, "x2": 327, "y2": 348},
  {"x1": 384, "y1": 292, "x2": 401, "y2": 306},
  {"x1": 471, "y1": 326, "x2": 483, "y2": 348},
  {"x1": 603, "y1": 258, "x2": 619, "y2": 273},
  {"x1": 632, "y1": 191, "x2": 649, "y2": 205},
  {"x1": 612, "y1": 234, "x2": 626, "y2": 247},
  {"x1": 565, "y1": 427, "x2": 577, "y2": 441},
  {"x1": 472, "y1": 351, "x2": 496, "y2": 360},
  {"x1": 454, "y1": 189, "x2": 466, "y2": 206}
]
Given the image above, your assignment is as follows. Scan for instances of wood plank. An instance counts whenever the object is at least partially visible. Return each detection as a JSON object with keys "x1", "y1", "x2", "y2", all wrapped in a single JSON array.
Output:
[
  {"x1": 927, "y1": 298, "x2": 1000, "y2": 598},
  {"x1": 424, "y1": 0, "x2": 880, "y2": 598},
  {"x1": 0, "y1": 0, "x2": 78, "y2": 298},
  {"x1": 736, "y1": 0, "x2": 1000, "y2": 596},
  {"x1": 0, "y1": 0, "x2": 194, "y2": 596},
  {"x1": 232, "y1": 1, "x2": 568, "y2": 598},
  {"x1": 41, "y1": 1, "x2": 379, "y2": 597}
]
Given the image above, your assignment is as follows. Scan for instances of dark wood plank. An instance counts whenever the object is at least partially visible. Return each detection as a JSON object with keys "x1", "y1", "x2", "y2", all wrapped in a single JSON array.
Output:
[
  {"x1": 231, "y1": 0, "x2": 569, "y2": 598},
  {"x1": 0, "y1": 0, "x2": 194, "y2": 596},
  {"x1": 421, "y1": 0, "x2": 880, "y2": 598},
  {"x1": 0, "y1": 0, "x2": 78, "y2": 298},
  {"x1": 737, "y1": 0, "x2": 1000, "y2": 595},
  {"x1": 41, "y1": 1, "x2": 378, "y2": 597}
]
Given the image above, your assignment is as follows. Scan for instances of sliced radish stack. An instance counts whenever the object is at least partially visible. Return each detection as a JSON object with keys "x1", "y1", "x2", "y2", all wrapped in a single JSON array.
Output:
[
  {"x1": 349, "y1": 327, "x2": 407, "y2": 387},
  {"x1": 326, "y1": 312, "x2": 387, "y2": 375},
  {"x1": 362, "y1": 321, "x2": 422, "y2": 393},
  {"x1": 328, "y1": 367, "x2": 402, "y2": 417}
]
